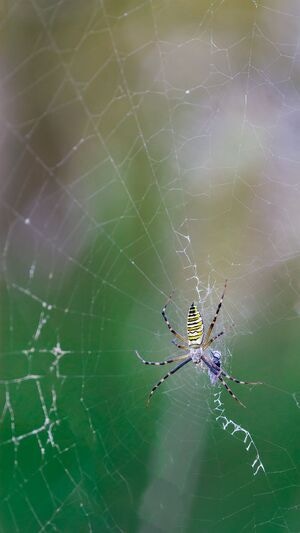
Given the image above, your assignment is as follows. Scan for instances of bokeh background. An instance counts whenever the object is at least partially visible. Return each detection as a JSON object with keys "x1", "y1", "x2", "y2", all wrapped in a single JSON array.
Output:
[{"x1": 1, "y1": 1, "x2": 300, "y2": 531}]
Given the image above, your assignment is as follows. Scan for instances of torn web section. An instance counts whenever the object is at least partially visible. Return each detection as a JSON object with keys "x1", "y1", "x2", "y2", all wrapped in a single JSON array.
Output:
[{"x1": 0, "y1": 209, "x2": 95, "y2": 529}]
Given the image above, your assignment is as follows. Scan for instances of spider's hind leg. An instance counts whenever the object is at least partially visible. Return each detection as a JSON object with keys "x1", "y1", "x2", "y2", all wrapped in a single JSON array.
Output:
[
  {"x1": 204, "y1": 280, "x2": 227, "y2": 345},
  {"x1": 162, "y1": 294, "x2": 187, "y2": 344}
]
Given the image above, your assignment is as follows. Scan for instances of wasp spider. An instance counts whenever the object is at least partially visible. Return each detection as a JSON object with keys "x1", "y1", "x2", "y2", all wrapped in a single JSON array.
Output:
[{"x1": 135, "y1": 281, "x2": 262, "y2": 407}]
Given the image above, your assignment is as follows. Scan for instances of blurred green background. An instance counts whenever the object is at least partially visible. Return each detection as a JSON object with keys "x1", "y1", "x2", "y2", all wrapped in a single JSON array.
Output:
[{"x1": 1, "y1": 1, "x2": 300, "y2": 531}]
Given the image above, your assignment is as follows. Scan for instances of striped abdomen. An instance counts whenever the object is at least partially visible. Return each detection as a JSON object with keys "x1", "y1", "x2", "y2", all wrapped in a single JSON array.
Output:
[{"x1": 187, "y1": 302, "x2": 204, "y2": 346}]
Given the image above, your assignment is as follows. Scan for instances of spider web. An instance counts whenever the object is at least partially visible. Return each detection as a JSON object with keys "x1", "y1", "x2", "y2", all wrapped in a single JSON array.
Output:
[{"x1": 1, "y1": 1, "x2": 300, "y2": 531}]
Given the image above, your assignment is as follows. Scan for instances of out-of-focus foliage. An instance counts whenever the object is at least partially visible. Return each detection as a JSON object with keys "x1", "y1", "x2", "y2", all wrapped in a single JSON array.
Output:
[{"x1": 1, "y1": 1, "x2": 300, "y2": 531}]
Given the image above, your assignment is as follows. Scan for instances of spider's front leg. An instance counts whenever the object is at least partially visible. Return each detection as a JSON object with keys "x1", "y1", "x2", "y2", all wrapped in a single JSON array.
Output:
[
  {"x1": 147, "y1": 357, "x2": 192, "y2": 404},
  {"x1": 202, "y1": 352, "x2": 262, "y2": 407},
  {"x1": 217, "y1": 375, "x2": 246, "y2": 408},
  {"x1": 203, "y1": 353, "x2": 262, "y2": 386},
  {"x1": 203, "y1": 354, "x2": 246, "y2": 407}
]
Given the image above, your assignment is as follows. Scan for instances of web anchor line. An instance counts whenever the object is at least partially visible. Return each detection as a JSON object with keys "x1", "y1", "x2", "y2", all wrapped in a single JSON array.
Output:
[{"x1": 213, "y1": 391, "x2": 265, "y2": 476}]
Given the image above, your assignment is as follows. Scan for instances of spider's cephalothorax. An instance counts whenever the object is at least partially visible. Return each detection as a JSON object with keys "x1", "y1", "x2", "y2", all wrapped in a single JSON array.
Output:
[
  {"x1": 135, "y1": 280, "x2": 262, "y2": 406},
  {"x1": 187, "y1": 302, "x2": 204, "y2": 346}
]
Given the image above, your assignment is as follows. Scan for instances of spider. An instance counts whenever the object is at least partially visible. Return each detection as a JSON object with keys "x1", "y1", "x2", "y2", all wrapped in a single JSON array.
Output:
[{"x1": 135, "y1": 280, "x2": 262, "y2": 407}]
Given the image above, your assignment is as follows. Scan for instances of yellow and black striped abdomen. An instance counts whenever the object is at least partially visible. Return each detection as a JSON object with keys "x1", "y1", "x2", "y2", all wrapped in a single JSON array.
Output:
[{"x1": 187, "y1": 302, "x2": 204, "y2": 346}]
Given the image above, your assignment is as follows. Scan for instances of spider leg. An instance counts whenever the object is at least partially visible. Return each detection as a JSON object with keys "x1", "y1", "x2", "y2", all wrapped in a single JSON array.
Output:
[
  {"x1": 135, "y1": 350, "x2": 189, "y2": 366},
  {"x1": 202, "y1": 354, "x2": 262, "y2": 386},
  {"x1": 204, "y1": 280, "x2": 227, "y2": 344},
  {"x1": 171, "y1": 339, "x2": 188, "y2": 350},
  {"x1": 219, "y1": 371, "x2": 262, "y2": 386},
  {"x1": 147, "y1": 357, "x2": 192, "y2": 404},
  {"x1": 203, "y1": 330, "x2": 224, "y2": 348},
  {"x1": 217, "y1": 374, "x2": 246, "y2": 408},
  {"x1": 162, "y1": 294, "x2": 188, "y2": 344}
]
